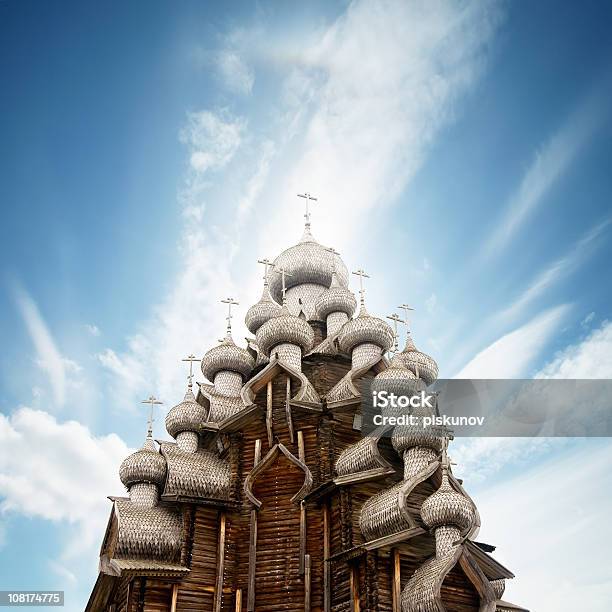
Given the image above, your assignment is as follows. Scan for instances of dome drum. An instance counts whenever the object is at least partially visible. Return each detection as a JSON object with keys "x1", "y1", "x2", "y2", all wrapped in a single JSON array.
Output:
[
  {"x1": 176, "y1": 431, "x2": 199, "y2": 453},
  {"x1": 271, "y1": 342, "x2": 302, "y2": 371},
  {"x1": 214, "y1": 370, "x2": 243, "y2": 396}
]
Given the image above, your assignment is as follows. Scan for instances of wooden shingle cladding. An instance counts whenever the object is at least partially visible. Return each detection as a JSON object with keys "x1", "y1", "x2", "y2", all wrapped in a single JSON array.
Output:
[{"x1": 89, "y1": 329, "x2": 520, "y2": 612}]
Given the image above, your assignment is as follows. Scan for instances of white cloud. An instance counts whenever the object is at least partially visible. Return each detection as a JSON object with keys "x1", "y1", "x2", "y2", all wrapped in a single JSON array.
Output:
[
  {"x1": 473, "y1": 441, "x2": 612, "y2": 611},
  {"x1": 100, "y1": 0, "x2": 502, "y2": 417},
  {"x1": 537, "y1": 319, "x2": 612, "y2": 379},
  {"x1": 485, "y1": 84, "x2": 608, "y2": 255},
  {"x1": 0, "y1": 408, "x2": 128, "y2": 563},
  {"x1": 85, "y1": 324, "x2": 101, "y2": 337},
  {"x1": 581, "y1": 311, "x2": 595, "y2": 328},
  {"x1": 455, "y1": 304, "x2": 570, "y2": 378},
  {"x1": 215, "y1": 49, "x2": 254, "y2": 94},
  {"x1": 13, "y1": 286, "x2": 74, "y2": 407},
  {"x1": 179, "y1": 110, "x2": 246, "y2": 174},
  {"x1": 496, "y1": 218, "x2": 610, "y2": 322}
]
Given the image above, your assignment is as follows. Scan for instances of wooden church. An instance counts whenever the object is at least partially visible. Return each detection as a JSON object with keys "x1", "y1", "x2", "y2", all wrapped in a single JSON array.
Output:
[{"x1": 86, "y1": 210, "x2": 528, "y2": 612}]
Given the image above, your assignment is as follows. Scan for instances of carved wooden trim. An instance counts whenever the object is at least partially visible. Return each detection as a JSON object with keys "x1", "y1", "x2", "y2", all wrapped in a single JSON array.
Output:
[{"x1": 243, "y1": 443, "x2": 313, "y2": 509}]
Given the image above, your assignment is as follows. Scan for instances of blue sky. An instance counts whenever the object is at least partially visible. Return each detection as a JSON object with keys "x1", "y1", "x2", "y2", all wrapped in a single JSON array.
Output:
[{"x1": 1, "y1": 1, "x2": 612, "y2": 610}]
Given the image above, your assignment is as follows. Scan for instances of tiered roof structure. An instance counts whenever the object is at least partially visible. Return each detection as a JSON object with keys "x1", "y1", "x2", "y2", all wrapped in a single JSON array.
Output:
[{"x1": 87, "y1": 203, "x2": 528, "y2": 612}]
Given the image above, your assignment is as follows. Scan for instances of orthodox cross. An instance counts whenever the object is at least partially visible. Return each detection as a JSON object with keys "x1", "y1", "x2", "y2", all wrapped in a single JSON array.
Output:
[
  {"x1": 398, "y1": 303, "x2": 415, "y2": 329},
  {"x1": 221, "y1": 297, "x2": 239, "y2": 335},
  {"x1": 257, "y1": 258, "x2": 274, "y2": 283},
  {"x1": 141, "y1": 395, "x2": 163, "y2": 437},
  {"x1": 386, "y1": 313, "x2": 403, "y2": 354},
  {"x1": 297, "y1": 192, "x2": 317, "y2": 228},
  {"x1": 181, "y1": 354, "x2": 200, "y2": 388},
  {"x1": 326, "y1": 246, "x2": 340, "y2": 276},
  {"x1": 352, "y1": 269, "x2": 370, "y2": 308},
  {"x1": 275, "y1": 266, "x2": 293, "y2": 305}
]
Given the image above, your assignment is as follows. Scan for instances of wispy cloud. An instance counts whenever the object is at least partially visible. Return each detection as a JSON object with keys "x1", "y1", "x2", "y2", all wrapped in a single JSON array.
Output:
[
  {"x1": 85, "y1": 324, "x2": 101, "y2": 337},
  {"x1": 496, "y1": 217, "x2": 610, "y2": 322},
  {"x1": 215, "y1": 49, "x2": 255, "y2": 94},
  {"x1": 455, "y1": 304, "x2": 570, "y2": 378},
  {"x1": 12, "y1": 285, "x2": 71, "y2": 407},
  {"x1": 484, "y1": 82, "x2": 609, "y2": 256},
  {"x1": 99, "y1": 0, "x2": 502, "y2": 411},
  {"x1": 537, "y1": 318, "x2": 612, "y2": 379}
]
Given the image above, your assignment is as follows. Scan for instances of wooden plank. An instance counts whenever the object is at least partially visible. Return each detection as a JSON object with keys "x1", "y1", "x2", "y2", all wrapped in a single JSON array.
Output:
[
  {"x1": 392, "y1": 549, "x2": 401, "y2": 612},
  {"x1": 235, "y1": 588, "x2": 242, "y2": 612},
  {"x1": 323, "y1": 502, "x2": 331, "y2": 612},
  {"x1": 247, "y1": 441, "x2": 261, "y2": 612},
  {"x1": 304, "y1": 554, "x2": 311, "y2": 612},
  {"x1": 266, "y1": 381, "x2": 273, "y2": 447},
  {"x1": 350, "y1": 565, "x2": 360, "y2": 612},
  {"x1": 285, "y1": 377, "x2": 295, "y2": 443},
  {"x1": 214, "y1": 512, "x2": 226, "y2": 612},
  {"x1": 170, "y1": 585, "x2": 178, "y2": 612}
]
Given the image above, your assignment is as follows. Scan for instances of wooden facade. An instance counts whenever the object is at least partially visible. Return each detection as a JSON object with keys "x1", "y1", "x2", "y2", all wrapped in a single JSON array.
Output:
[{"x1": 88, "y1": 350, "x2": 519, "y2": 612}]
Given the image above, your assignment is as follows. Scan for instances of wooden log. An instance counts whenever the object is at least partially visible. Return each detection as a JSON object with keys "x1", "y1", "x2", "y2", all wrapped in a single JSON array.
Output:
[
  {"x1": 304, "y1": 554, "x2": 311, "y2": 612},
  {"x1": 392, "y1": 548, "x2": 401, "y2": 612},
  {"x1": 214, "y1": 512, "x2": 226, "y2": 612},
  {"x1": 323, "y1": 502, "x2": 331, "y2": 612},
  {"x1": 247, "y1": 441, "x2": 261, "y2": 612},
  {"x1": 286, "y1": 376, "x2": 295, "y2": 443},
  {"x1": 170, "y1": 585, "x2": 178, "y2": 612},
  {"x1": 235, "y1": 589, "x2": 242, "y2": 612},
  {"x1": 266, "y1": 381, "x2": 273, "y2": 447},
  {"x1": 350, "y1": 565, "x2": 360, "y2": 612}
]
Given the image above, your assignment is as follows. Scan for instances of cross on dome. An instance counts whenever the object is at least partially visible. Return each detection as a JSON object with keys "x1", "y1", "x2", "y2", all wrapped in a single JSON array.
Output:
[
  {"x1": 352, "y1": 268, "x2": 370, "y2": 308},
  {"x1": 386, "y1": 313, "x2": 403, "y2": 354},
  {"x1": 257, "y1": 258, "x2": 274, "y2": 283},
  {"x1": 221, "y1": 297, "x2": 239, "y2": 335},
  {"x1": 275, "y1": 266, "x2": 293, "y2": 305},
  {"x1": 141, "y1": 395, "x2": 163, "y2": 437},
  {"x1": 398, "y1": 303, "x2": 415, "y2": 329},
  {"x1": 297, "y1": 192, "x2": 317, "y2": 230},
  {"x1": 181, "y1": 354, "x2": 200, "y2": 388}
]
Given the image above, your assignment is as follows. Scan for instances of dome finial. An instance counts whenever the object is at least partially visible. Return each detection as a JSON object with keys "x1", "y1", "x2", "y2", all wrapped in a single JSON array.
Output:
[
  {"x1": 257, "y1": 257, "x2": 274, "y2": 287},
  {"x1": 220, "y1": 297, "x2": 239, "y2": 337},
  {"x1": 181, "y1": 353, "x2": 200, "y2": 389},
  {"x1": 141, "y1": 395, "x2": 163, "y2": 439},
  {"x1": 297, "y1": 191, "x2": 318, "y2": 235},
  {"x1": 386, "y1": 313, "x2": 403, "y2": 355},
  {"x1": 274, "y1": 266, "x2": 293, "y2": 306},
  {"x1": 352, "y1": 268, "x2": 370, "y2": 310}
]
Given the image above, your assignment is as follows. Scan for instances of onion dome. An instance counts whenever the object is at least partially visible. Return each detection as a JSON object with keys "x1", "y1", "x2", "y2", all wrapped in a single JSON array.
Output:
[
  {"x1": 165, "y1": 386, "x2": 207, "y2": 438},
  {"x1": 268, "y1": 227, "x2": 349, "y2": 303},
  {"x1": 420, "y1": 466, "x2": 475, "y2": 532},
  {"x1": 315, "y1": 271, "x2": 357, "y2": 320},
  {"x1": 398, "y1": 334, "x2": 439, "y2": 386},
  {"x1": 371, "y1": 354, "x2": 419, "y2": 397},
  {"x1": 255, "y1": 306, "x2": 315, "y2": 356},
  {"x1": 119, "y1": 436, "x2": 167, "y2": 489},
  {"x1": 337, "y1": 307, "x2": 394, "y2": 354},
  {"x1": 201, "y1": 335, "x2": 254, "y2": 382},
  {"x1": 245, "y1": 280, "x2": 282, "y2": 334}
]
